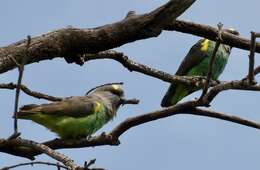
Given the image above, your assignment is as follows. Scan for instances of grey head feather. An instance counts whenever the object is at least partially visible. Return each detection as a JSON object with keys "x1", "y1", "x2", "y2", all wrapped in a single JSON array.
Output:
[{"x1": 90, "y1": 91, "x2": 122, "y2": 118}]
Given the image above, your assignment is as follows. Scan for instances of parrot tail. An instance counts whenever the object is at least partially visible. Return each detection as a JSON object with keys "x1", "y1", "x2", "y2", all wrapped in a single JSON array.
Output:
[
  {"x1": 161, "y1": 84, "x2": 189, "y2": 107},
  {"x1": 15, "y1": 104, "x2": 39, "y2": 119}
]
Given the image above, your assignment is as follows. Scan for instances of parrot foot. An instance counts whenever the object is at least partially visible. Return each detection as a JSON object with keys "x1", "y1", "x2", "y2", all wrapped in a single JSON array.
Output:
[
  {"x1": 242, "y1": 77, "x2": 257, "y2": 85},
  {"x1": 195, "y1": 97, "x2": 211, "y2": 107},
  {"x1": 64, "y1": 54, "x2": 85, "y2": 66},
  {"x1": 86, "y1": 135, "x2": 92, "y2": 140},
  {"x1": 101, "y1": 132, "x2": 120, "y2": 145}
]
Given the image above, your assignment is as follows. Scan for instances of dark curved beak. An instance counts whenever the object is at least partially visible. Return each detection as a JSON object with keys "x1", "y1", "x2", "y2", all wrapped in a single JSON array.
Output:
[{"x1": 120, "y1": 98, "x2": 140, "y2": 106}]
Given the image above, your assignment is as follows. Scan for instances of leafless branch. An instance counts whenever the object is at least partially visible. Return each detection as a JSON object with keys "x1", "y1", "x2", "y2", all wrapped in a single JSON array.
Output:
[
  {"x1": 187, "y1": 108, "x2": 260, "y2": 129},
  {"x1": 248, "y1": 31, "x2": 257, "y2": 84},
  {"x1": 2, "y1": 2, "x2": 260, "y2": 75},
  {"x1": 0, "y1": 0, "x2": 195, "y2": 74},
  {"x1": 1, "y1": 161, "x2": 68, "y2": 170},
  {"x1": 83, "y1": 50, "x2": 219, "y2": 88},
  {"x1": 9, "y1": 36, "x2": 31, "y2": 139},
  {"x1": 200, "y1": 23, "x2": 223, "y2": 100},
  {"x1": 202, "y1": 80, "x2": 260, "y2": 104},
  {"x1": 0, "y1": 83, "x2": 62, "y2": 101},
  {"x1": 254, "y1": 66, "x2": 260, "y2": 75},
  {"x1": 165, "y1": 20, "x2": 260, "y2": 52},
  {"x1": 7, "y1": 138, "x2": 79, "y2": 169}
]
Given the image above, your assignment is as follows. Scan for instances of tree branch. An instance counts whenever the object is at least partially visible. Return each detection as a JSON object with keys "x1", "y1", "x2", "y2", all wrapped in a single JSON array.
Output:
[
  {"x1": 0, "y1": 0, "x2": 195, "y2": 74},
  {"x1": 187, "y1": 108, "x2": 260, "y2": 129},
  {"x1": 165, "y1": 20, "x2": 260, "y2": 52},
  {"x1": 5, "y1": 138, "x2": 79, "y2": 169},
  {"x1": 248, "y1": 32, "x2": 257, "y2": 84},
  {"x1": 0, "y1": 83, "x2": 62, "y2": 101},
  {"x1": 200, "y1": 23, "x2": 222, "y2": 100},
  {"x1": 203, "y1": 80, "x2": 260, "y2": 104},
  {"x1": 84, "y1": 50, "x2": 219, "y2": 87},
  {"x1": 1, "y1": 161, "x2": 68, "y2": 170},
  {"x1": 10, "y1": 36, "x2": 30, "y2": 138}
]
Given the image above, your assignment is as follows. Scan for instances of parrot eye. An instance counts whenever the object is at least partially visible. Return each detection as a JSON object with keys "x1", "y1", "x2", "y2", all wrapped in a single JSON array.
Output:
[
  {"x1": 110, "y1": 88, "x2": 124, "y2": 96},
  {"x1": 225, "y1": 28, "x2": 239, "y2": 36}
]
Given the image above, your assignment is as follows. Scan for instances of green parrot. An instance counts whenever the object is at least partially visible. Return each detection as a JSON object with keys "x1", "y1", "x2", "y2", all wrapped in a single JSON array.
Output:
[
  {"x1": 161, "y1": 28, "x2": 239, "y2": 107},
  {"x1": 17, "y1": 84, "x2": 129, "y2": 139}
]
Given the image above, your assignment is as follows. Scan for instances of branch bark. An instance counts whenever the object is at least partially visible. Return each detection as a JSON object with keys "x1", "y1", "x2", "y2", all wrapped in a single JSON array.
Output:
[
  {"x1": 0, "y1": 0, "x2": 195, "y2": 74},
  {"x1": 0, "y1": 83, "x2": 62, "y2": 101},
  {"x1": 4, "y1": 138, "x2": 79, "y2": 169},
  {"x1": 1, "y1": 161, "x2": 68, "y2": 170},
  {"x1": 165, "y1": 20, "x2": 260, "y2": 52}
]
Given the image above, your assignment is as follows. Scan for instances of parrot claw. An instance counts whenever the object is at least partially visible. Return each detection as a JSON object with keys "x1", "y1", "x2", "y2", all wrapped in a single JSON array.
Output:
[
  {"x1": 101, "y1": 132, "x2": 106, "y2": 136},
  {"x1": 86, "y1": 135, "x2": 92, "y2": 140},
  {"x1": 100, "y1": 132, "x2": 120, "y2": 145}
]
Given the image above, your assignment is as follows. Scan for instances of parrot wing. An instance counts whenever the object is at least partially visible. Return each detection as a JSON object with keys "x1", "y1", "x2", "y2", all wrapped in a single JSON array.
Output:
[
  {"x1": 175, "y1": 39, "x2": 208, "y2": 76},
  {"x1": 18, "y1": 96, "x2": 100, "y2": 118},
  {"x1": 161, "y1": 39, "x2": 209, "y2": 107}
]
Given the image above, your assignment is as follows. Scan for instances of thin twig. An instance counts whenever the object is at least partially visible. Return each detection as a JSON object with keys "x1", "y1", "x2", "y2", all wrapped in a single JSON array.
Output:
[
  {"x1": 187, "y1": 108, "x2": 260, "y2": 129},
  {"x1": 0, "y1": 83, "x2": 63, "y2": 101},
  {"x1": 248, "y1": 31, "x2": 256, "y2": 84},
  {"x1": 1, "y1": 161, "x2": 68, "y2": 170},
  {"x1": 254, "y1": 66, "x2": 260, "y2": 75},
  {"x1": 199, "y1": 23, "x2": 223, "y2": 101},
  {"x1": 10, "y1": 36, "x2": 31, "y2": 138},
  {"x1": 84, "y1": 159, "x2": 96, "y2": 169},
  {"x1": 203, "y1": 80, "x2": 260, "y2": 104}
]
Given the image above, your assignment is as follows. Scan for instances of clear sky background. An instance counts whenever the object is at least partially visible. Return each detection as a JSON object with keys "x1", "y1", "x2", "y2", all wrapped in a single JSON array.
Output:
[{"x1": 1, "y1": 1, "x2": 260, "y2": 170}]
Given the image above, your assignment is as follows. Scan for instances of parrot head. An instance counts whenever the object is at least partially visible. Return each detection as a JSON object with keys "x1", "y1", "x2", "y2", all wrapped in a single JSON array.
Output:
[
  {"x1": 224, "y1": 28, "x2": 239, "y2": 36},
  {"x1": 87, "y1": 83, "x2": 125, "y2": 116},
  {"x1": 221, "y1": 28, "x2": 239, "y2": 53},
  {"x1": 87, "y1": 83, "x2": 124, "y2": 97}
]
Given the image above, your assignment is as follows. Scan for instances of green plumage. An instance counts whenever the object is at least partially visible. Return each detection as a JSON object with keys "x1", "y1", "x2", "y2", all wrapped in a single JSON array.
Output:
[
  {"x1": 161, "y1": 29, "x2": 239, "y2": 107},
  {"x1": 17, "y1": 84, "x2": 124, "y2": 139}
]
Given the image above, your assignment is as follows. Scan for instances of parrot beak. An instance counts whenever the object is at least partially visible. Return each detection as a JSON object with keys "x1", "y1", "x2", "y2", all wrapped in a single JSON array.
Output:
[{"x1": 120, "y1": 98, "x2": 140, "y2": 106}]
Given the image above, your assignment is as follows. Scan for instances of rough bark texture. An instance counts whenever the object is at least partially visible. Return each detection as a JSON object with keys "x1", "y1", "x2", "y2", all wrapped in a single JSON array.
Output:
[{"x1": 0, "y1": 0, "x2": 195, "y2": 74}]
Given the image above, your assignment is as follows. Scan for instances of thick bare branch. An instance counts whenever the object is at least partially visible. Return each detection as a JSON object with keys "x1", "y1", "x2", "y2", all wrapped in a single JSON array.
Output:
[
  {"x1": 0, "y1": 0, "x2": 195, "y2": 74},
  {"x1": 165, "y1": 20, "x2": 260, "y2": 52}
]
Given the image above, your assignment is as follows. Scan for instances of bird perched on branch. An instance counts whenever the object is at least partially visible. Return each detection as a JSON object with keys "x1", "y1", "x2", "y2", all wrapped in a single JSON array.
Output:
[
  {"x1": 16, "y1": 83, "x2": 138, "y2": 139},
  {"x1": 161, "y1": 28, "x2": 239, "y2": 107}
]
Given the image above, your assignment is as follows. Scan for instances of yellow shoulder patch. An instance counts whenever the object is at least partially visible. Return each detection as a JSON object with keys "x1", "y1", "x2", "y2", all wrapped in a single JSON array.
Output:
[
  {"x1": 200, "y1": 39, "x2": 209, "y2": 52},
  {"x1": 112, "y1": 84, "x2": 120, "y2": 90},
  {"x1": 94, "y1": 102, "x2": 101, "y2": 113}
]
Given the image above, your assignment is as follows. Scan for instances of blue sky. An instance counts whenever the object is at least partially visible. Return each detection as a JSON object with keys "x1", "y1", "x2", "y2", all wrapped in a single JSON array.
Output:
[{"x1": 1, "y1": 0, "x2": 260, "y2": 169}]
